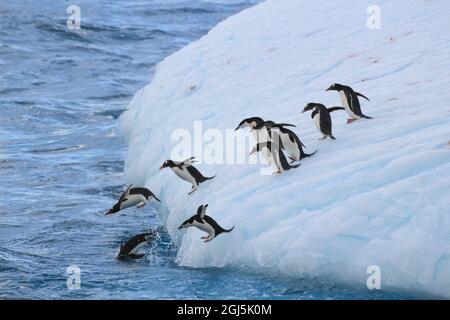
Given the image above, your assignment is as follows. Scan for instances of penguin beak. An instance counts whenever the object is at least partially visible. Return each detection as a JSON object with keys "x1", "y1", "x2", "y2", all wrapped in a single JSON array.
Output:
[
  {"x1": 325, "y1": 86, "x2": 333, "y2": 92},
  {"x1": 105, "y1": 209, "x2": 113, "y2": 216},
  {"x1": 234, "y1": 126, "x2": 240, "y2": 131},
  {"x1": 178, "y1": 225, "x2": 183, "y2": 230},
  {"x1": 159, "y1": 165, "x2": 164, "y2": 170},
  {"x1": 301, "y1": 109, "x2": 306, "y2": 113},
  {"x1": 154, "y1": 196, "x2": 161, "y2": 202}
]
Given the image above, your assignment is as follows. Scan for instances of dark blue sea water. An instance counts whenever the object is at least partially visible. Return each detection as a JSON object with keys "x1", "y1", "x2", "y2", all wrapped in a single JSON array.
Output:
[{"x1": 0, "y1": 0, "x2": 423, "y2": 299}]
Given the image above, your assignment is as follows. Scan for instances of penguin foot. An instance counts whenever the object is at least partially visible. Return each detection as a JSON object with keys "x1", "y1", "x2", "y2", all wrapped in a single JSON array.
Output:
[
  {"x1": 204, "y1": 237, "x2": 213, "y2": 243},
  {"x1": 318, "y1": 136, "x2": 326, "y2": 140},
  {"x1": 136, "y1": 202, "x2": 147, "y2": 208},
  {"x1": 188, "y1": 188, "x2": 197, "y2": 195},
  {"x1": 201, "y1": 236, "x2": 209, "y2": 239},
  {"x1": 347, "y1": 118, "x2": 357, "y2": 124},
  {"x1": 272, "y1": 170, "x2": 282, "y2": 175}
]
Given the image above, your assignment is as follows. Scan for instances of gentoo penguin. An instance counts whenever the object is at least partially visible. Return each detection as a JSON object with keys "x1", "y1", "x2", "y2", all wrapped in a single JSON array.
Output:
[
  {"x1": 302, "y1": 103, "x2": 344, "y2": 140},
  {"x1": 254, "y1": 121, "x2": 316, "y2": 162},
  {"x1": 326, "y1": 83, "x2": 372, "y2": 124},
  {"x1": 250, "y1": 141, "x2": 300, "y2": 174},
  {"x1": 159, "y1": 157, "x2": 215, "y2": 195},
  {"x1": 117, "y1": 232, "x2": 155, "y2": 260},
  {"x1": 235, "y1": 117, "x2": 295, "y2": 143},
  {"x1": 178, "y1": 204, "x2": 234, "y2": 243},
  {"x1": 106, "y1": 184, "x2": 160, "y2": 215}
]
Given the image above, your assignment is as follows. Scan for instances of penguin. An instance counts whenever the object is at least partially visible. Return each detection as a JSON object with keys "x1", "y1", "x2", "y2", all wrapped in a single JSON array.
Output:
[
  {"x1": 326, "y1": 83, "x2": 372, "y2": 124},
  {"x1": 302, "y1": 103, "x2": 344, "y2": 140},
  {"x1": 235, "y1": 117, "x2": 295, "y2": 143},
  {"x1": 234, "y1": 117, "x2": 265, "y2": 131},
  {"x1": 254, "y1": 121, "x2": 316, "y2": 162},
  {"x1": 117, "y1": 232, "x2": 155, "y2": 260},
  {"x1": 178, "y1": 204, "x2": 234, "y2": 243},
  {"x1": 106, "y1": 184, "x2": 160, "y2": 215},
  {"x1": 159, "y1": 157, "x2": 215, "y2": 195},
  {"x1": 249, "y1": 141, "x2": 300, "y2": 174}
]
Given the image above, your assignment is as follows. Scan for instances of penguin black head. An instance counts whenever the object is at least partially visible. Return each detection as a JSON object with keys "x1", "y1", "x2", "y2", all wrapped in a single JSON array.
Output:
[
  {"x1": 235, "y1": 117, "x2": 264, "y2": 131},
  {"x1": 159, "y1": 160, "x2": 175, "y2": 170},
  {"x1": 326, "y1": 83, "x2": 350, "y2": 92},
  {"x1": 301, "y1": 103, "x2": 317, "y2": 113},
  {"x1": 106, "y1": 202, "x2": 121, "y2": 215}
]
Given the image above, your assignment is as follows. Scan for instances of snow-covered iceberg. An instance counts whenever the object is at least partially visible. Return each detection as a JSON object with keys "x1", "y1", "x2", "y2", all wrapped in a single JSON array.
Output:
[{"x1": 120, "y1": 0, "x2": 450, "y2": 297}]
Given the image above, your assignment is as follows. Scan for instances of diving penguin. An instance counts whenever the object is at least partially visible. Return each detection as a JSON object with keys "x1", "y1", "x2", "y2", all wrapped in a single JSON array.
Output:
[
  {"x1": 117, "y1": 232, "x2": 155, "y2": 260},
  {"x1": 302, "y1": 103, "x2": 344, "y2": 140},
  {"x1": 326, "y1": 83, "x2": 372, "y2": 124},
  {"x1": 159, "y1": 157, "x2": 215, "y2": 195},
  {"x1": 106, "y1": 184, "x2": 160, "y2": 216},
  {"x1": 178, "y1": 204, "x2": 234, "y2": 243}
]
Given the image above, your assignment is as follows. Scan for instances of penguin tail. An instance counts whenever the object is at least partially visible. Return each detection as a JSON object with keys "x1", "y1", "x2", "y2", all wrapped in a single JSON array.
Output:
[
  {"x1": 289, "y1": 164, "x2": 301, "y2": 169},
  {"x1": 300, "y1": 149, "x2": 318, "y2": 160},
  {"x1": 223, "y1": 226, "x2": 234, "y2": 233},
  {"x1": 128, "y1": 254, "x2": 145, "y2": 259},
  {"x1": 362, "y1": 115, "x2": 373, "y2": 119},
  {"x1": 330, "y1": 136, "x2": 336, "y2": 140},
  {"x1": 206, "y1": 175, "x2": 216, "y2": 181}
]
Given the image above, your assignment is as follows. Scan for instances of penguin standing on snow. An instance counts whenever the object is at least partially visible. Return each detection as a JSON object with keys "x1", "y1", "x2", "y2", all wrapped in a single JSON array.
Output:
[
  {"x1": 178, "y1": 204, "x2": 234, "y2": 243},
  {"x1": 326, "y1": 83, "x2": 372, "y2": 124},
  {"x1": 250, "y1": 141, "x2": 300, "y2": 174},
  {"x1": 159, "y1": 157, "x2": 215, "y2": 195},
  {"x1": 302, "y1": 103, "x2": 344, "y2": 140},
  {"x1": 254, "y1": 121, "x2": 316, "y2": 162},
  {"x1": 106, "y1": 185, "x2": 160, "y2": 215},
  {"x1": 117, "y1": 232, "x2": 155, "y2": 260}
]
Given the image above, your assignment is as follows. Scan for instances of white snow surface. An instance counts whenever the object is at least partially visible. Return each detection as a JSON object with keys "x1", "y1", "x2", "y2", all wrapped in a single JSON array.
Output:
[{"x1": 120, "y1": 0, "x2": 450, "y2": 297}]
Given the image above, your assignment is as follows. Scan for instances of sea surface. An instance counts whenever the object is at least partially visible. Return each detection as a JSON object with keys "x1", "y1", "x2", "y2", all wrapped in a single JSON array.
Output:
[{"x1": 0, "y1": 0, "x2": 422, "y2": 299}]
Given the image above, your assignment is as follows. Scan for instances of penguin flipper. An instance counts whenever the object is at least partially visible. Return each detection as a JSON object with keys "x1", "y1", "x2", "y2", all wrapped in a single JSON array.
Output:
[
  {"x1": 355, "y1": 92, "x2": 370, "y2": 101},
  {"x1": 327, "y1": 107, "x2": 345, "y2": 113},
  {"x1": 128, "y1": 254, "x2": 145, "y2": 259}
]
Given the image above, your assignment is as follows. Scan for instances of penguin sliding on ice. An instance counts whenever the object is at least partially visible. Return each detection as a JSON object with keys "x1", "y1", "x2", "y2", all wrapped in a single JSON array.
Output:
[
  {"x1": 117, "y1": 232, "x2": 155, "y2": 260},
  {"x1": 250, "y1": 141, "x2": 300, "y2": 174},
  {"x1": 159, "y1": 157, "x2": 215, "y2": 195},
  {"x1": 302, "y1": 103, "x2": 344, "y2": 140},
  {"x1": 326, "y1": 83, "x2": 372, "y2": 124},
  {"x1": 253, "y1": 121, "x2": 316, "y2": 162},
  {"x1": 178, "y1": 204, "x2": 234, "y2": 243},
  {"x1": 106, "y1": 184, "x2": 160, "y2": 216}
]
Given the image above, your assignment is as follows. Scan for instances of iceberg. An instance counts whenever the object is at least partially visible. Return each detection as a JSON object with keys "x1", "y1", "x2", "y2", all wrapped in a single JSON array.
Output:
[{"x1": 120, "y1": 0, "x2": 450, "y2": 297}]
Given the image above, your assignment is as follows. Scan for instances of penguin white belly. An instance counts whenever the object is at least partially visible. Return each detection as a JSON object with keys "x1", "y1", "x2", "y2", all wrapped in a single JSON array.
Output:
[
  {"x1": 129, "y1": 242, "x2": 146, "y2": 255},
  {"x1": 193, "y1": 220, "x2": 215, "y2": 238},
  {"x1": 313, "y1": 113, "x2": 321, "y2": 131},
  {"x1": 259, "y1": 146, "x2": 275, "y2": 167},
  {"x1": 120, "y1": 194, "x2": 147, "y2": 210},
  {"x1": 280, "y1": 133, "x2": 299, "y2": 160},
  {"x1": 172, "y1": 167, "x2": 197, "y2": 185},
  {"x1": 253, "y1": 128, "x2": 271, "y2": 143},
  {"x1": 339, "y1": 91, "x2": 355, "y2": 118}
]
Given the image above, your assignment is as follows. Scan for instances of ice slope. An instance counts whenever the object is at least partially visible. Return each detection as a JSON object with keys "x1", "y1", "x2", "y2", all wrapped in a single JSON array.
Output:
[{"x1": 120, "y1": 0, "x2": 450, "y2": 297}]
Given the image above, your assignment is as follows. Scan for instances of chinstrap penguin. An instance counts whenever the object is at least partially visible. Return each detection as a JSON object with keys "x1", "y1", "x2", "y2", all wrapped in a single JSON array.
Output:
[
  {"x1": 106, "y1": 184, "x2": 160, "y2": 215},
  {"x1": 302, "y1": 103, "x2": 344, "y2": 140},
  {"x1": 178, "y1": 204, "x2": 234, "y2": 242},
  {"x1": 117, "y1": 232, "x2": 155, "y2": 260},
  {"x1": 159, "y1": 157, "x2": 215, "y2": 195},
  {"x1": 326, "y1": 83, "x2": 372, "y2": 124}
]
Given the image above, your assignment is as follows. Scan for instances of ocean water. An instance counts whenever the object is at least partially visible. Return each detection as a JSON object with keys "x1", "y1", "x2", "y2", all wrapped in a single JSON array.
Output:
[{"x1": 0, "y1": 0, "x2": 422, "y2": 299}]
